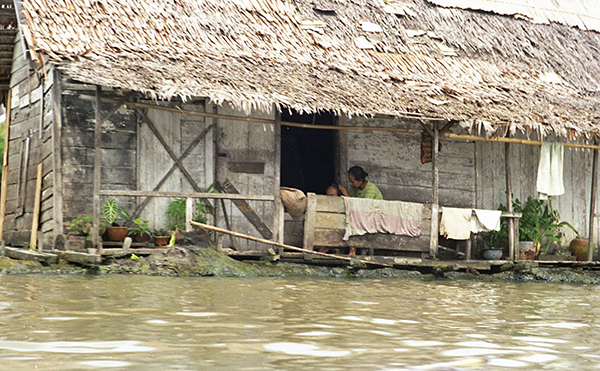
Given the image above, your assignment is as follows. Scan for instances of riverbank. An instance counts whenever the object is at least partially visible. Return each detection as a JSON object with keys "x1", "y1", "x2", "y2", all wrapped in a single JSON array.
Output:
[{"x1": 1, "y1": 245, "x2": 600, "y2": 284}]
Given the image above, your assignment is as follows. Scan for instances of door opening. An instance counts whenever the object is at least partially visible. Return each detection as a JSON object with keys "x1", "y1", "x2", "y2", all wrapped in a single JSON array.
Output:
[{"x1": 280, "y1": 110, "x2": 335, "y2": 195}]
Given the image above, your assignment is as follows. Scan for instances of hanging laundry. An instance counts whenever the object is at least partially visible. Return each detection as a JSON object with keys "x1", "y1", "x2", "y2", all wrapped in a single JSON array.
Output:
[
  {"x1": 471, "y1": 209, "x2": 502, "y2": 233},
  {"x1": 343, "y1": 197, "x2": 423, "y2": 240},
  {"x1": 440, "y1": 207, "x2": 472, "y2": 240},
  {"x1": 536, "y1": 141, "x2": 564, "y2": 199}
]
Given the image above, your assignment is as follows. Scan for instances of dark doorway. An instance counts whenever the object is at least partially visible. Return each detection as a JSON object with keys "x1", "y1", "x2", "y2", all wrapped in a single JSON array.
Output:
[{"x1": 280, "y1": 110, "x2": 335, "y2": 194}]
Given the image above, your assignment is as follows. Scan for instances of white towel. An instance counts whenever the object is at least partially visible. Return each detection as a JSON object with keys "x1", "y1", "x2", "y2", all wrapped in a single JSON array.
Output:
[
  {"x1": 471, "y1": 209, "x2": 502, "y2": 233},
  {"x1": 440, "y1": 207, "x2": 472, "y2": 240},
  {"x1": 536, "y1": 142, "x2": 564, "y2": 198}
]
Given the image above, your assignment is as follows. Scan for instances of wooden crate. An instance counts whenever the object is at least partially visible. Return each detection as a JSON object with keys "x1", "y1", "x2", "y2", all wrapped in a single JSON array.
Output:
[{"x1": 303, "y1": 193, "x2": 431, "y2": 254}]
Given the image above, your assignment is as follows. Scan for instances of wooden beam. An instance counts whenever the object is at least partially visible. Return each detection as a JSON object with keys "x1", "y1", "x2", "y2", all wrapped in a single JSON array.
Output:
[
  {"x1": 218, "y1": 180, "x2": 273, "y2": 239},
  {"x1": 303, "y1": 192, "x2": 317, "y2": 253},
  {"x1": 506, "y1": 143, "x2": 516, "y2": 261},
  {"x1": 186, "y1": 197, "x2": 193, "y2": 232},
  {"x1": 17, "y1": 135, "x2": 30, "y2": 217},
  {"x1": 191, "y1": 221, "x2": 392, "y2": 268},
  {"x1": 589, "y1": 148, "x2": 599, "y2": 261},
  {"x1": 272, "y1": 105, "x2": 282, "y2": 247},
  {"x1": 429, "y1": 122, "x2": 439, "y2": 259},
  {"x1": 445, "y1": 133, "x2": 600, "y2": 150},
  {"x1": 0, "y1": 89, "x2": 10, "y2": 241},
  {"x1": 60, "y1": 251, "x2": 102, "y2": 265},
  {"x1": 128, "y1": 123, "x2": 214, "y2": 221},
  {"x1": 136, "y1": 108, "x2": 202, "y2": 192},
  {"x1": 4, "y1": 246, "x2": 58, "y2": 265},
  {"x1": 92, "y1": 86, "x2": 102, "y2": 250},
  {"x1": 100, "y1": 189, "x2": 274, "y2": 201},
  {"x1": 51, "y1": 69, "x2": 64, "y2": 243},
  {"x1": 29, "y1": 163, "x2": 43, "y2": 250}
]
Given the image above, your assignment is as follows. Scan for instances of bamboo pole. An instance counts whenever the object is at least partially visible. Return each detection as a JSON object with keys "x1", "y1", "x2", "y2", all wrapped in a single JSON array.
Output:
[
  {"x1": 30, "y1": 163, "x2": 43, "y2": 250},
  {"x1": 81, "y1": 96, "x2": 600, "y2": 149},
  {"x1": 588, "y1": 148, "x2": 599, "y2": 261},
  {"x1": 505, "y1": 143, "x2": 516, "y2": 261},
  {"x1": 0, "y1": 90, "x2": 11, "y2": 241},
  {"x1": 92, "y1": 86, "x2": 102, "y2": 250},
  {"x1": 272, "y1": 105, "x2": 282, "y2": 247},
  {"x1": 190, "y1": 221, "x2": 393, "y2": 268},
  {"x1": 429, "y1": 122, "x2": 439, "y2": 259},
  {"x1": 445, "y1": 133, "x2": 600, "y2": 150}
]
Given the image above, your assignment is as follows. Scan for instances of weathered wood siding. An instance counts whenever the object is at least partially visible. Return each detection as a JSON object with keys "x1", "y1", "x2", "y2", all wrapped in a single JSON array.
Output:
[
  {"x1": 476, "y1": 141, "x2": 599, "y2": 246},
  {"x1": 4, "y1": 31, "x2": 55, "y2": 247},
  {"x1": 215, "y1": 104, "x2": 275, "y2": 251},
  {"x1": 138, "y1": 100, "x2": 212, "y2": 229},
  {"x1": 60, "y1": 80, "x2": 137, "y2": 224},
  {"x1": 345, "y1": 117, "x2": 476, "y2": 207}
]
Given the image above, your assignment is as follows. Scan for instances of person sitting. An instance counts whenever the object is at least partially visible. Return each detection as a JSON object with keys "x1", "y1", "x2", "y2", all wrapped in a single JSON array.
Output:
[
  {"x1": 326, "y1": 183, "x2": 343, "y2": 197},
  {"x1": 339, "y1": 166, "x2": 383, "y2": 200}
]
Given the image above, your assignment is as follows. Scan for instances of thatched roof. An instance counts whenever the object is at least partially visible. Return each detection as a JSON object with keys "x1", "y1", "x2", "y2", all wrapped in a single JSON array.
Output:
[
  {"x1": 19, "y1": 0, "x2": 600, "y2": 139},
  {"x1": 430, "y1": 0, "x2": 600, "y2": 32}
]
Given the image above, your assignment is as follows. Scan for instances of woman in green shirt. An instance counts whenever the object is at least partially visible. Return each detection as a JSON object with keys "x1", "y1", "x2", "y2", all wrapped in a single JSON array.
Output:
[{"x1": 339, "y1": 166, "x2": 383, "y2": 200}]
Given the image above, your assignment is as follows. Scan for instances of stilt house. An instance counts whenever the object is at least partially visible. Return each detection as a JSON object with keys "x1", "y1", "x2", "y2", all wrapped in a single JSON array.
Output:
[{"x1": 1, "y1": 0, "x2": 600, "y2": 259}]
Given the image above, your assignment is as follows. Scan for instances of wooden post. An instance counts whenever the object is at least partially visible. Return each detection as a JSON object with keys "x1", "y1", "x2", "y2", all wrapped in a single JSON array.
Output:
[
  {"x1": 588, "y1": 148, "x2": 599, "y2": 261},
  {"x1": 186, "y1": 197, "x2": 193, "y2": 232},
  {"x1": 92, "y1": 86, "x2": 102, "y2": 250},
  {"x1": 272, "y1": 104, "x2": 282, "y2": 249},
  {"x1": 29, "y1": 163, "x2": 43, "y2": 250},
  {"x1": 303, "y1": 193, "x2": 317, "y2": 254},
  {"x1": 506, "y1": 143, "x2": 516, "y2": 261},
  {"x1": 429, "y1": 122, "x2": 439, "y2": 259},
  {"x1": 51, "y1": 70, "x2": 64, "y2": 243},
  {"x1": 0, "y1": 90, "x2": 11, "y2": 241}
]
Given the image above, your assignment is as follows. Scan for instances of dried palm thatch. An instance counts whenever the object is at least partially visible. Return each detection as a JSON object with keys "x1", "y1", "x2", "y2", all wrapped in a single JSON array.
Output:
[{"x1": 19, "y1": 0, "x2": 600, "y2": 139}]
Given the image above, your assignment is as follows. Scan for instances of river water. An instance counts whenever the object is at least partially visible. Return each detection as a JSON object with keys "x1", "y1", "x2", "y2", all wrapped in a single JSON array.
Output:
[{"x1": 0, "y1": 275, "x2": 599, "y2": 370}]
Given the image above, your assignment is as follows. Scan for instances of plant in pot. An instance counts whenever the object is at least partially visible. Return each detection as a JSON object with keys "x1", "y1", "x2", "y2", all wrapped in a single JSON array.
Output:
[
  {"x1": 128, "y1": 218, "x2": 152, "y2": 243},
  {"x1": 166, "y1": 186, "x2": 217, "y2": 231},
  {"x1": 103, "y1": 198, "x2": 130, "y2": 242},
  {"x1": 65, "y1": 215, "x2": 109, "y2": 249},
  {"x1": 481, "y1": 224, "x2": 508, "y2": 260},
  {"x1": 153, "y1": 228, "x2": 170, "y2": 247},
  {"x1": 514, "y1": 197, "x2": 578, "y2": 260}
]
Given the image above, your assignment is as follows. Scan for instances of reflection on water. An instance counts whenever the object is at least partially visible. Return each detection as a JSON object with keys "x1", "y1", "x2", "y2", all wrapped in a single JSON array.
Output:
[{"x1": 0, "y1": 275, "x2": 599, "y2": 369}]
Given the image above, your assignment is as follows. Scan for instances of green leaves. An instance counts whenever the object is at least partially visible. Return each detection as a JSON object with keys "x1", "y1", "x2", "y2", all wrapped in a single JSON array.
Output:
[{"x1": 103, "y1": 199, "x2": 130, "y2": 226}]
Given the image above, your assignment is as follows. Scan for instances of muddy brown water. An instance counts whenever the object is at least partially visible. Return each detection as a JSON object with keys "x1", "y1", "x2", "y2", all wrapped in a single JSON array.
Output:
[{"x1": 0, "y1": 275, "x2": 599, "y2": 370}]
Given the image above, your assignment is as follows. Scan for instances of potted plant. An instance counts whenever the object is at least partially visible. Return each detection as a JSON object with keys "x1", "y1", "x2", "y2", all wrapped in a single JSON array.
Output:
[
  {"x1": 481, "y1": 226, "x2": 508, "y2": 260},
  {"x1": 65, "y1": 215, "x2": 108, "y2": 249},
  {"x1": 128, "y1": 218, "x2": 152, "y2": 243},
  {"x1": 103, "y1": 198, "x2": 130, "y2": 242},
  {"x1": 153, "y1": 228, "x2": 170, "y2": 246},
  {"x1": 165, "y1": 185, "x2": 218, "y2": 230},
  {"x1": 514, "y1": 197, "x2": 578, "y2": 260}
]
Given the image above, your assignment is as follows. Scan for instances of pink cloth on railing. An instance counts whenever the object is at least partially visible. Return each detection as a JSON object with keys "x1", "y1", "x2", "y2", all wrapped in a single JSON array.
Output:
[{"x1": 343, "y1": 197, "x2": 423, "y2": 240}]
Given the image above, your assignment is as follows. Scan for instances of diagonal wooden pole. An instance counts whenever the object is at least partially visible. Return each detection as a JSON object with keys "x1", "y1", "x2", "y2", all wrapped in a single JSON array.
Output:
[
  {"x1": 136, "y1": 108, "x2": 202, "y2": 192},
  {"x1": 191, "y1": 221, "x2": 392, "y2": 268},
  {"x1": 128, "y1": 123, "x2": 214, "y2": 221}
]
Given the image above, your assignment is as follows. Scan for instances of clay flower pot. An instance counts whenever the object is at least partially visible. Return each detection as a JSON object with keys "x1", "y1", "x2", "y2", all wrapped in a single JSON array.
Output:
[
  {"x1": 106, "y1": 226, "x2": 128, "y2": 242},
  {"x1": 569, "y1": 237, "x2": 589, "y2": 261},
  {"x1": 154, "y1": 236, "x2": 170, "y2": 246}
]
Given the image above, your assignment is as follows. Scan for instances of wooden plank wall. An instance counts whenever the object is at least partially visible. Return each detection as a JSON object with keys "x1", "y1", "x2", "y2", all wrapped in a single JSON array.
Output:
[
  {"x1": 346, "y1": 116, "x2": 476, "y2": 207},
  {"x1": 3, "y1": 31, "x2": 55, "y2": 247},
  {"x1": 476, "y1": 141, "x2": 598, "y2": 246},
  {"x1": 60, "y1": 79, "x2": 137, "y2": 225},
  {"x1": 215, "y1": 103, "x2": 275, "y2": 251},
  {"x1": 138, "y1": 99, "x2": 210, "y2": 229}
]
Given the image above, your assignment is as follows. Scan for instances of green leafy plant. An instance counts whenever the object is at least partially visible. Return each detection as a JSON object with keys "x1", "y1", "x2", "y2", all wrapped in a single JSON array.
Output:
[
  {"x1": 512, "y1": 197, "x2": 578, "y2": 253},
  {"x1": 165, "y1": 185, "x2": 218, "y2": 230},
  {"x1": 128, "y1": 218, "x2": 151, "y2": 237},
  {"x1": 103, "y1": 198, "x2": 130, "y2": 226},
  {"x1": 65, "y1": 215, "x2": 108, "y2": 236},
  {"x1": 153, "y1": 228, "x2": 169, "y2": 237}
]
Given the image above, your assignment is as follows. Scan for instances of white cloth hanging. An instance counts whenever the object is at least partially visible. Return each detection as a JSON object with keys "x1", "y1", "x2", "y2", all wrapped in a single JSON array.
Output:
[{"x1": 536, "y1": 141, "x2": 564, "y2": 199}]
